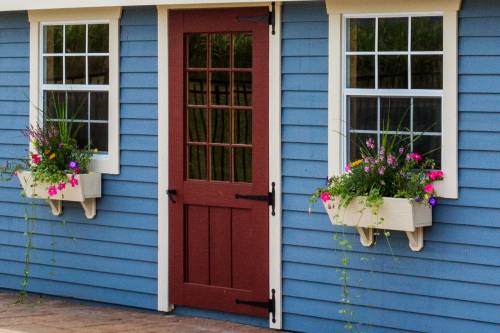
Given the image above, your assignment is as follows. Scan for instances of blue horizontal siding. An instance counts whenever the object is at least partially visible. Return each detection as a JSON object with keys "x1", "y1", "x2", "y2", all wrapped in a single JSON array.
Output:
[
  {"x1": 281, "y1": 1, "x2": 500, "y2": 332},
  {"x1": 0, "y1": 7, "x2": 159, "y2": 311}
]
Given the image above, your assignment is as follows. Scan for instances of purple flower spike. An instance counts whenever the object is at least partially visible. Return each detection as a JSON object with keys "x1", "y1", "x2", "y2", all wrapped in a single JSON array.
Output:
[
  {"x1": 366, "y1": 137, "x2": 375, "y2": 150},
  {"x1": 428, "y1": 197, "x2": 438, "y2": 207},
  {"x1": 68, "y1": 161, "x2": 78, "y2": 169},
  {"x1": 415, "y1": 197, "x2": 421, "y2": 203}
]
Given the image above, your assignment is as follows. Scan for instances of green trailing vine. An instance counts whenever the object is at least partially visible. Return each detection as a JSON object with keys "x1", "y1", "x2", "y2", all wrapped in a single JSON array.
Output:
[
  {"x1": 310, "y1": 133, "x2": 444, "y2": 332},
  {"x1": 0, "y1": 94, "x2": 89, "y2": 301}
]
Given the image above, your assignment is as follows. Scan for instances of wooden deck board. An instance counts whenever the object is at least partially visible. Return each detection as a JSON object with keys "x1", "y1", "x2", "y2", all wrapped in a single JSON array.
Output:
[{"x1": 0, "y1": 291, "x2": 271, "y2": 333}]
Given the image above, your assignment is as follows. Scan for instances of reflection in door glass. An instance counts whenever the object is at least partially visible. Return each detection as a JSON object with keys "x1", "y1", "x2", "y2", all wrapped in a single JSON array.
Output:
[
  {"x1": 188, "y1": 72, "x2": 207, "y2": 106},
  {"x1": 188, "y1": 145, "x2": 208, "y2": 180},
  {"x1": 234, "y1": 148, "x2": 252, "y2": 183},
  {"x1": 234, "y1": 33, "x2": 252, "y2": 68},
  {"x1": 210, "y1": 72, "x2": 230, "y2": 106},
  {"x1": 186, "y1": 32, "x2": 253, "y2": 182},
  {"x1": 211, "y1": 34, "x2": 230, "y2": 68},
  {"x1": 188, "y1": 108, "x2": 207, "y2": 142},
  {"x1": 188, "y1": 34, "x2": 207, "y2": 68},
  {"x1": 234, "y1": 110, "x2": 252, "y2": 144},
  {"x1": 211, "y1": 146, "x2": 231, "y2": 181},
  {"x1": 234, "y1": 72, "x2": 252, "y2": 106},
  {"x1": 210, "y1": 109, "x2": 230, "y2": 143}
]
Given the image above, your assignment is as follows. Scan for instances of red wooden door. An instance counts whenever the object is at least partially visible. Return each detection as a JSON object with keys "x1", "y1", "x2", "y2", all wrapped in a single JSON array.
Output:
[{"x1": 168, "y1": 8, "x2": 269, "y2": 317}]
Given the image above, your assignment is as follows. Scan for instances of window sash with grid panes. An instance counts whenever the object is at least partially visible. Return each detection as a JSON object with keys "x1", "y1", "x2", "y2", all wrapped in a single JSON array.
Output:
[
  {"x1": 344, "y1": 15, "x2": 443, "y2": 168},
  {"x1": 41, "y1": 23, "x2": 110, "y2": 153}
]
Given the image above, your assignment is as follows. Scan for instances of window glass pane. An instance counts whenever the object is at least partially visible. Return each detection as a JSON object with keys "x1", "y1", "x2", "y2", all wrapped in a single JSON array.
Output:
[
  {"x1": 188, "y1": 145, "x2": 208, "y2": 180},
  {"x1": 379, "y1": 55, "x2": 408, "y2": 89},
  {"x1": 348, "y1": 96, "x2": 377, "y2": 130},
  {"x1": 44, "y1": 56, "x2": 63, "y2": 84},
  {"x1": 234, "y1": 110, "x2": 252, "y2": 144},
  {"x1": 385, "y1": 134, "x2": 412, "y2": 153},
  {"x1": 65, "y1": 56, "x2": 86, "y2": 84},
  {"x1": 88, "y1": 56, "x2": 109, "y2": 84},
  {"x1": 411, "y1": 55, "x2": 442, "y2": 89},
  {"x1": 188, "y1": 72, "x2": 207, "y2": 105},
  {"x1": 413, "y1": 98, "x2": 441, "y2": 133},
  {"x1": 211, "y1": 34, "x2": 230, "y2": 68},
  {"x1": 347, "y1": 18, "x2": 375, "y2": 52},
  {"x1": 67, "y1": 91, "x2": 88, "y2": 120},
  {"x1": 348, "y1": 132, "x2": 375, "y2": 162},
  {"x1": 88, "y1": 24, "x2": 109, "y2": 53},
  {"x1": 210, "y1": 72, "x2": 230, "y2": 105},
  {"x1": 211, "y1": 146, "x2": 230, "y2": 181},
  {"x1": 65, "y1": 25, "x2": 86, "y2": 53},
  {"x1": 90, "y1": 92, "x2": 109, "y2": 121},
  {"x1": 347, "y1": 55, "x2": 375, "y2": 88},
  {"x1": 44, "y1": 91, "x2": 66, "y2": 120},
  {"x1": 210, "y1": 109, "x2": 230, "y2": 143},
  {"x1": 74, "y1": 123, "x2": 89, "y2": 149},
  {"x1": 412, "y1": 16, "x2": 443, "y2": 51},
  {"x1": 44, "y1": 26, "x2": 63, "y2": 53},
  {"x1": 380, "y1": 97, "x2": 411, "y2": 131},
  {"x1": 234, "y1": 33, "x2": 252, "y2": 68},
  {"x1": 234, "y1": 72, "x2": 252, "y2": 106},
  {"x1": 234, "y1": 147, "x2": 252, "y2": 183},
  {"x1": 378, "y1": 17, "x2": 408, "y2": 51},
  {"x1": 187, "y1": 34, "x2": 207, "y2": 68},
  {"x1": 90, "y1": 123, "x2": 108, "y2": 153},
  {"x1": 413, "y1": 135, "x2": 441, "y2": 168},
  {"x1": 187, "y1": 108, "x2": 207, "y2": 142}
]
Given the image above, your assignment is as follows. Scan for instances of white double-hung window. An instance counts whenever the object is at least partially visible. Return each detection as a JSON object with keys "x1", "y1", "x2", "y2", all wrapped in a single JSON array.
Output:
[
  {"x1": 327, "y1": 0, "x2": 460, "y2": 198},
  {"x1": 29, "y1": 8, "x2": 121, "y2": 174}
]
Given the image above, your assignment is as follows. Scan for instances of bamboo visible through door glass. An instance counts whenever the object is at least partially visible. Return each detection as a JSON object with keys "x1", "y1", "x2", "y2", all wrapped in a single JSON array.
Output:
[{"x1": 186, "y1": 32, "x2": 253, "y2": 182}]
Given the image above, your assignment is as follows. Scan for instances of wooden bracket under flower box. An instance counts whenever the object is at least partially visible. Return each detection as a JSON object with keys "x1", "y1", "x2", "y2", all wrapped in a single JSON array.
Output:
[
  {"x1": 323, "y1": 197, "x2": 432, "y2": 251},
  {"x1": 17, "y1": 171, "x2": 101, "y2": 219}
]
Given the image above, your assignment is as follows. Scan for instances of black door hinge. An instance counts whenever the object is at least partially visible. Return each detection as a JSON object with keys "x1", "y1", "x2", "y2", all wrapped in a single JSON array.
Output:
[
  {"x1": 236, "y1": 2, "x2": 276, "y2": 35},
  {"x1": 235, "y1": 182, "x2": 276, "y2": 216},
  {"x1": 236, "y1": 289, "x2": 276, "y2": 323}
]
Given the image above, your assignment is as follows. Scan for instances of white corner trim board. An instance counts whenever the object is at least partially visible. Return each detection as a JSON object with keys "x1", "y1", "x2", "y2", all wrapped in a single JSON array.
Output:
[
  {"x1": 156, "y1": 3, "x2": 283, "y2": 329},
  {"x1": 326, "y1": 0, "x2": 460, "y2": 199},
  {"x1": 28, "y1": 7, "x2": 122, "y2": 175},
  {"x1": 157, "y1": 5, "x2": 171, "y2": 314}
]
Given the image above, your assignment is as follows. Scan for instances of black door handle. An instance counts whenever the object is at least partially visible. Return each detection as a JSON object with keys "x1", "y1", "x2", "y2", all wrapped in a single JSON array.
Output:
[{"x1": 166, "y1": 189, "x2": 177, "y2": 203}]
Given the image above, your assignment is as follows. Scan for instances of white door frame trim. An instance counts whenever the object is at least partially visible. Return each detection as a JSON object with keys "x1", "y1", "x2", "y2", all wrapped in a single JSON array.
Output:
[{"x1": 156, "y1": 4, "x2": 283, "y2": 329}]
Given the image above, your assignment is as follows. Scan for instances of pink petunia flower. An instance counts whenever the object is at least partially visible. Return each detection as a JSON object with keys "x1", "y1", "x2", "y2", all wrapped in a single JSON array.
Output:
[
  {"x1": 345, "y1": 164, "x2": 351, "y2": 173},
  {"x1": 69, "y1": 175, "x2": 79, "y2": 187},
  {"x1": 320, "y1": 192, "x2": 331, "y2": 203},
  {"x1": 47, "y1": 186, "x2": 58, "y2": 196},
  {"x1": 410, "y1": 153, "x2": 423, "y2": 162},
  {"x1": 424, "y1": 183, "x2": 434, "y2": 193},
  {"x1": 31, "y1": 154, "x2": 41, "y2": 165},
  {"x1": 57, "y1": 182, "x2": 66, "y2": 191},
  {"x1": 427, "y1": 170, "x2": 444, "y2": 181}
]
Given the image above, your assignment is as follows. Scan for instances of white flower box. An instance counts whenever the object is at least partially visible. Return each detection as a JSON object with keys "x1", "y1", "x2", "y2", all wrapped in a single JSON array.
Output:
[
  {"x1": 323, "y1": 197, "x2": 432, "y2": 251},
  {"x1": 18, "y1": 171, "x2": 101, "y2": 219}
]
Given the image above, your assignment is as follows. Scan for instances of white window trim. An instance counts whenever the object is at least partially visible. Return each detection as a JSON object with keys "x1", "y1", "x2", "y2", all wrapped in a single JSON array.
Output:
[
  {"x1": 157, "y1": 3, "x2": 283, "y2": 329},
  {"x1": 28, "y1": 7, "x2": 122, "y2": 175},
  {"x1": 326, "y1": 0, "x2": 461, "y2": 199}
]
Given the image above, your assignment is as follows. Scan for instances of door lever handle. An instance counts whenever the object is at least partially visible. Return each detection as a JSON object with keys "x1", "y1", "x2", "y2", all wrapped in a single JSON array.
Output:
[{"x1": 166, "y1": 189, "x2": 177, "y2": 203}]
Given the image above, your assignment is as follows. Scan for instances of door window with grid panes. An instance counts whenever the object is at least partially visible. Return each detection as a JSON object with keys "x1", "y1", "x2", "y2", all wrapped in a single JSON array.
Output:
[
  {"x1": 186, "y1": 32, "x2": 253, "y2": 183},
  {"x1": 345, "y1": 15, "x2": 443, "y2": 168},
  {"x1": 42, "y1": 23, "x2": 110, "y2": 153}
]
